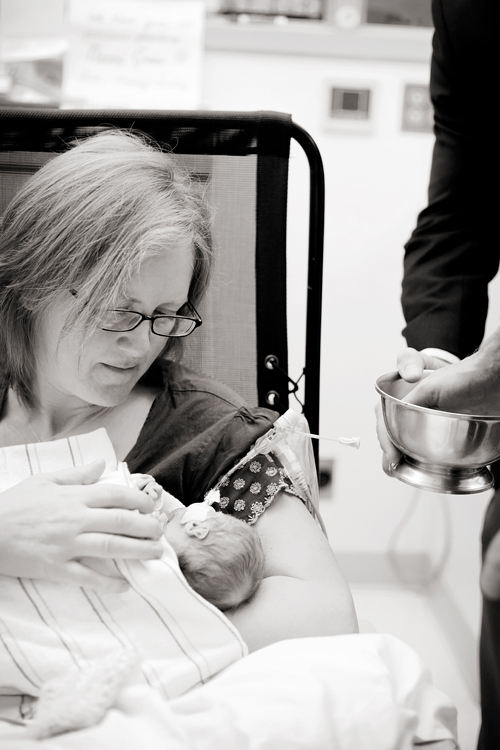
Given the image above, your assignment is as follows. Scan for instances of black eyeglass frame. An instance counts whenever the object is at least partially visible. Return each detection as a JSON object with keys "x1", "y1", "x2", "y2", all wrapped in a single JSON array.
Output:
[{"x1": 100, "y1": 301, "x2": 203, "y2": 338}]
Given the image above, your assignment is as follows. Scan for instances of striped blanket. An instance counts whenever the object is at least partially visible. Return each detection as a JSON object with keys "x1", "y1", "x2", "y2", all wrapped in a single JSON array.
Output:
[{"x1": 0, "y1": 429, "x2": 247, "y2": 731}]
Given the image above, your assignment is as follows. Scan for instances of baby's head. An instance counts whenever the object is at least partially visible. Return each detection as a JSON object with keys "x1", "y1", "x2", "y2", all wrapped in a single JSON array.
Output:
[{"x1": 164, "y1": 504, "x2": 265, "y2": 611}]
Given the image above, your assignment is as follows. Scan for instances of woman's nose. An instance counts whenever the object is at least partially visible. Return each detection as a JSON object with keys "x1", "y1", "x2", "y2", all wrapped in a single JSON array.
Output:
[{"x1": 116, "y1": 320, "x2": 154, "y2": 358}]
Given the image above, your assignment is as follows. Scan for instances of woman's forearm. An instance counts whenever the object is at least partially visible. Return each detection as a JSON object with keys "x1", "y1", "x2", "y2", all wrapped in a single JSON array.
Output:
[{"x1": 227, "y1": 574, "x2": 358, "y2": 653}]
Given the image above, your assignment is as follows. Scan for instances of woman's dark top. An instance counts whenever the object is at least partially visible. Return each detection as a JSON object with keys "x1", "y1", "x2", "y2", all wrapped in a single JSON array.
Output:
[
  {"x1": 126, "y1": 360, "x2": 280, "y2": 507},
  {"x1": 0, "y1": 360, "x2": 278, "y2": 508}
]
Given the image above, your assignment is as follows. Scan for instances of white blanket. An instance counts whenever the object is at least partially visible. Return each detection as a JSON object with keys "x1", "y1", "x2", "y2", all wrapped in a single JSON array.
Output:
[
  {"x1": 0, "y1": 430, "x2": 246, "y2": 710},
  {"x1": 0, "y1": 634, "x2": 458, "y2": 749}
]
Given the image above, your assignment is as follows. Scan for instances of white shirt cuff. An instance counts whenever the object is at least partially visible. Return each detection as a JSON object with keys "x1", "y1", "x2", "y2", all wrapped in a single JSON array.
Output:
[{"x1": 420, "y1": 348, "x2": 460, "y2": 365}]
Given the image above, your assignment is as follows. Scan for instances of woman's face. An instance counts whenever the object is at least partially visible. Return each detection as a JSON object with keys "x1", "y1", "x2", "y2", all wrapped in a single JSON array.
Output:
[{"x1": 35, "y1": 242, "x2": 194, "y2": 408}]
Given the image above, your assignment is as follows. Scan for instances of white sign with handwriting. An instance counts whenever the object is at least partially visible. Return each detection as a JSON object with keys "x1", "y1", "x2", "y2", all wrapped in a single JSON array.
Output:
[{"x1": 63, "y1": 0, "x2": 205, "y2": 109}]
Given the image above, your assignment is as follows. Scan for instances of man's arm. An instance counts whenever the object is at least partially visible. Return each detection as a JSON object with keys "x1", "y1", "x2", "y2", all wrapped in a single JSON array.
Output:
[
  {"x1": 377, "y1": 0, "x2": 499, "y2": 468},
  {"x1": 401, "y1": 0, "x2": 499, "y2": 359}
]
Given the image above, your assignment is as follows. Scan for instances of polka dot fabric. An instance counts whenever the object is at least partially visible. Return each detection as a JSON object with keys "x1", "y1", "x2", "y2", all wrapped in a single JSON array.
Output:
[{"x1": 213, "y1": 452, "x2": 300, "y2": 525}]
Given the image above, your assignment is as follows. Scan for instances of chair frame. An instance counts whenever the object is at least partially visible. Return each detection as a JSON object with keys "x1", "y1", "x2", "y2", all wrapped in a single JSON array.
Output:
[{"x1": 0, "y1": 108, "x2": 325, "y2": 467}]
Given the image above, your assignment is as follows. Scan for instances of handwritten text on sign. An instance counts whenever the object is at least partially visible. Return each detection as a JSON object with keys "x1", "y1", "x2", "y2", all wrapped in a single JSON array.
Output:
[{"x1": 63, "y1": 0, "x2": 205, "y2": 109}]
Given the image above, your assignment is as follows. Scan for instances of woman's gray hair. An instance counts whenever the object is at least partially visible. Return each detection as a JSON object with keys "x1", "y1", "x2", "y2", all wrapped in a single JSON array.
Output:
[{"x1": 0, "y1": 130, "x2": 213, "y2": 407}]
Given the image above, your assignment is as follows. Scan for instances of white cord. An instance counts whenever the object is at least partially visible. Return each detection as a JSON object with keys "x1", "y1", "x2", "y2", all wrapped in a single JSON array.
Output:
[
  {"x1": 282, "y1": 427, "x2": 360, "y2": 448},
  {"x1": 387, "y1": 488, "x2": 452, "y2": 589}
]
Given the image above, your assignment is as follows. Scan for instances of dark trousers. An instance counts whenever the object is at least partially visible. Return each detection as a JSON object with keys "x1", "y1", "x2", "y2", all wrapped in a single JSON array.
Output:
[{"x1": 478, "y1": 462, "x2": 500, "y2": 749}]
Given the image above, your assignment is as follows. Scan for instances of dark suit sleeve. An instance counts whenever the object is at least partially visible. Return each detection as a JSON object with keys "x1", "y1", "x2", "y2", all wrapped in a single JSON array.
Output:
[{"x1": 401, "y1": 0, "x2": 499, "y2": 359}]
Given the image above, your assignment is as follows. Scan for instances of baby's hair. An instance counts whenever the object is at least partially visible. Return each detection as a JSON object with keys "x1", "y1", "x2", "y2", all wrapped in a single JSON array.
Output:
[
  {"x1": 176, "y1": 513, "x2": 265, "y2": 611},
  {"x1": 0, "y1": 129, "x2": 213, "y2": 408}
]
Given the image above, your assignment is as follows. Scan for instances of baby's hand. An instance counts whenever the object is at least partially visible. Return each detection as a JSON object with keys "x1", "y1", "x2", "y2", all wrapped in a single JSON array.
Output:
[
  {"x1": 143, "y1": 481, "x2": 163, "y2": 506},
  {"x1": 131, "y1": 474, "x2": 163, "y2": 507},
  {"x1": 129, "y1": 477, "x2": 184, "y2": 534}
]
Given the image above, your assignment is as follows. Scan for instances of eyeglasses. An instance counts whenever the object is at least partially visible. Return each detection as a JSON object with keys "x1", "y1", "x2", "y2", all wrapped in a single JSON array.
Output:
[{"x1": 99, "y1": 301, "x2": 202, "y2": 338}]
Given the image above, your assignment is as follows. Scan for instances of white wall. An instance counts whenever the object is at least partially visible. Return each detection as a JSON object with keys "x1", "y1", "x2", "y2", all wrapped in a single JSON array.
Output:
[
  {"x1": 202, "y1": 48, "x2": 434, "y2": 546},
  {"x1": 0, "y1": 0, "x2": 65, "y2": 38},
  {"x1": 202, "y1": 46, "x2": 490, "y2": 640}
]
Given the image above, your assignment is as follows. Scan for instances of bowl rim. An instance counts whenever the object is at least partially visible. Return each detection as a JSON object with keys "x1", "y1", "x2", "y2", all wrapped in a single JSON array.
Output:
[{"x1": 375, "y1": 371, "x2": 500, "y2": 422}]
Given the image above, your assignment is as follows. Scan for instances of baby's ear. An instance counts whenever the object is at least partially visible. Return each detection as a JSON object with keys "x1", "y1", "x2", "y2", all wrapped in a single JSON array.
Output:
[{"x1": 184, "y1": 520, "x2": 210, "y2": 540}]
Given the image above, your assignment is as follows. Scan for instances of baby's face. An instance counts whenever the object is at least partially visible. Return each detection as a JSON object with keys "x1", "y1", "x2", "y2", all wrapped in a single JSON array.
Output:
[{"x1": 163, "y1": 504, "x2": 217, "y2": 552}]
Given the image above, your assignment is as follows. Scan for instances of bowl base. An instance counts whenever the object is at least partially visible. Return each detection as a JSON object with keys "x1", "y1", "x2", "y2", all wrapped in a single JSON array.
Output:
[{"x1": 393, "y1": 456, "x2": 494, "y2": 495}]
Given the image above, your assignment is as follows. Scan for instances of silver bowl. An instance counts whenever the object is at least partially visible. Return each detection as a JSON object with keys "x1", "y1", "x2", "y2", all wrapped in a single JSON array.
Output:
[{"x1": 376, "y1": 371, "x2": 500, "y2": 494}]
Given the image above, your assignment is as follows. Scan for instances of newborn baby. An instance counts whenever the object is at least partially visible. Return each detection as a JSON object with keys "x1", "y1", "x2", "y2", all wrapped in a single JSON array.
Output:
[{"x1": 135, "y1": 474, "x2": 265, "y2": 611}]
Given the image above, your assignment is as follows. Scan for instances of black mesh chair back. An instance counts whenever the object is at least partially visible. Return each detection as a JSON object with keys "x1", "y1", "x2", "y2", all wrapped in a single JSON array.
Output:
[{"x1": 0, "y1": 109, "x2": 324, "y2": 465}]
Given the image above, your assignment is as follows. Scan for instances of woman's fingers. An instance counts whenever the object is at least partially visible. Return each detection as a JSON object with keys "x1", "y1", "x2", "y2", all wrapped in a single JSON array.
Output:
[
  {"x1": 80, "y1": 483, "x2": 156, "y2": 514},
  {"x1": 74, "y1": 532, "x2": 164, "y2": 560},
  {"x1": 84, "y1": 507, "x2": 164, "y2": 539},
  {"x1": 40, "y1": 460, "x2": 106, "y2": 485},
  {"x1": 37, "y1": 462, "x2": 156, "y2": 513},
  {"x1": 0, "y1": 472, "x2": 161, "y2": 581}
]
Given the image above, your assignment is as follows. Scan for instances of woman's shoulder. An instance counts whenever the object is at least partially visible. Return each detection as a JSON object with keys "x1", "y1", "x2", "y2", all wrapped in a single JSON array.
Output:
[
  {"x1": 160, "y1": 359, "x2": 249, "y2": 409},
  {"x1": 142, "y1": 358, "x2": 277, "y2": 447},
  {"x1": 140, "y1": 358, "x2": 248, "y2": 410}
]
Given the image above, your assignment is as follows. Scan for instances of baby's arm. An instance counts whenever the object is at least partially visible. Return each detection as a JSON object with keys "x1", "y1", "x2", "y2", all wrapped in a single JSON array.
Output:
[{"x1": 160, "y1": 490, "x2": 185, "y2": 514}]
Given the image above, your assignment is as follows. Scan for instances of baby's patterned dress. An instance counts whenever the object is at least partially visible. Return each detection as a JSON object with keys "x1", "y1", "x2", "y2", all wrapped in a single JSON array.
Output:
[{"x1": 211, "y1": 453, "x2": 300, "y2": 525}]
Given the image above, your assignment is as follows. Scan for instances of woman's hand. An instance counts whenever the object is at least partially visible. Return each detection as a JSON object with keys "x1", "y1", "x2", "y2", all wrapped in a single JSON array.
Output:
[
  {"x1": 0, "y1": 460, "x2": 164, "y2": 592},
  {"x1": 375, "y1": 348, "x2": 450, "y2": 476}
]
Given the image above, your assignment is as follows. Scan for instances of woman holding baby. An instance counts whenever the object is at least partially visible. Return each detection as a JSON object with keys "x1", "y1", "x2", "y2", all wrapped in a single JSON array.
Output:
[{"x1": 0, "y1": 130, "x2": 356, "y2": 653}]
